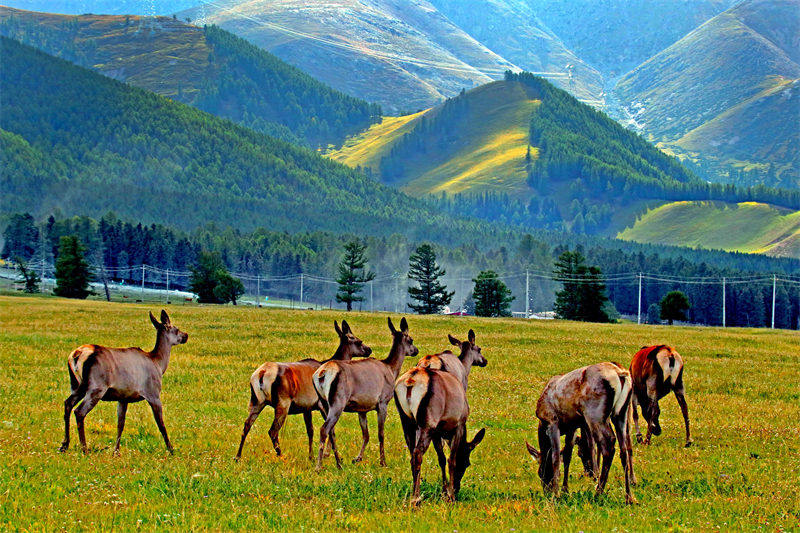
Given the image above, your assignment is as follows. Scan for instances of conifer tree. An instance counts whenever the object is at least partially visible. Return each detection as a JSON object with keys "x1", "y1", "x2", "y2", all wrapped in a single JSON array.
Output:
[
  {"x1": 472, "y1": 270, "x2": 514, "y2": 317},
  {"x1": 335, "y1": 239, "x2": 375, "y2": 311},
  {"x1": 54, "y1": 235, "x2": 93, "y2": 299},
  {"x1": 553, "y1": 248, "x2": 610, "y2": 322},
  {"x1": 660, "y1": 291, "x2": 691, "y2": 325},
  {"x1": 407, "y1": 243, "x2": 454, "y2": 314}
]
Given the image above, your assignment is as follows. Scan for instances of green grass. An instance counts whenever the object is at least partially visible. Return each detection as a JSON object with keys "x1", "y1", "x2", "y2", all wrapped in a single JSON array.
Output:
[
  {"x1": 329, "y1": 81, "x2": 539, "y2": 197},
  {"x1": 618, "y1": 200, "x2": 800, "y2": 257},
  {"x1": 1, "y1": 294, "x2": 799, "y2": 530}
]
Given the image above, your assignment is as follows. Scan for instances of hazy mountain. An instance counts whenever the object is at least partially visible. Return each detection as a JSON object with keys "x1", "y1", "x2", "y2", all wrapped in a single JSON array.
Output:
[
  {"x1": 0, "y1": 7, "x2": 380, "y2": 147},
  {"x1": 614, "y1": 0, "x2": 800, "y2": 187},
  {"x1": 0, "y1": 1, "x2": 200, "y2": 15}
]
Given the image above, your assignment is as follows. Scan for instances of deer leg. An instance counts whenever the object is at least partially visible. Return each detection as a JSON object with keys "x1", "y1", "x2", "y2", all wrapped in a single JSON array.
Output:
[
  {"x1": 147, "y1": 398, "x2": 173, "y2": 454},
  {"x1": 235, "y1": 400, "x2": 267, "y2": 461},
  {"x1": 59, "y1": 391, "x2": 82, "y2": 452},
  {"x1": 592, "y1": 423, "x2": 616, "y2": 497},
  {"x1": 74, "y1": 387, "x2": 105, "y2": 454},
  {"x1": 114, "y1": 402, "x2": 128, "y2": 455},
  {"x1": 613, "y1": 413, "x2": 636, "y2": 504},
  {"x1": 410, "y1": 428, "x2": 432, "y2": 506},
  {"x1": 268, "y1": 400, "x2": 290, "y2": 457},
  {"x1": 432, "y1": 437, "x2": 448, "y2": 494},
  {"x1": 546, "y1": 425, "x2": 562, "y2": 496},
  {"x1": 377, "y1": 403, "x2": 388, "y2": 467},
  {"x1": 303, "y1": 411, "x2": 314, "y2": 462},
  {"x1": 561, "y1": 428, "x2": 575, "y2": 494},
  {"x1": 352, "y1": 412, "x2": 370, "y2": 464},
  {"x1": 317, "y1": 401, "x2": 344, "y2": 471},
  {"x1": 674, "y1": 380, "x2": 692, "y2": 447},
  {"x1": 317, "y1": 403, "x2": 333, "y2": 457},
  {"x1": 631, "y1": 395, "x2": 644, "y2": 444}
]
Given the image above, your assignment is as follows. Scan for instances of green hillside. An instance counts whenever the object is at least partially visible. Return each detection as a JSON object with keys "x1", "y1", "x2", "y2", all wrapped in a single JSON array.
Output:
[
  {"x1": 618, "y1": 201, "x2": 800, "y2": 257},
  {"x1": 0, "y1": 7, "x2": 380, "y2": 147},
  {"x1": 614, "y1": 0, "x2": 800, "y2": 187},
  {"x1": 0, "y1": 36, "x2": 501, "y2": 244},
  {"x1": 331, "y1": 81, "x2": 540, "y2": 196}
]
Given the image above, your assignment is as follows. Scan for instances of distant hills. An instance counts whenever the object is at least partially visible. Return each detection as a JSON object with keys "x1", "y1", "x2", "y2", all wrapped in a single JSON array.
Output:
[
  {"x1": 0, "y1": 7, "x2": 380, "y2": 147},
  {"x1": 619, "y1": 201, "x2": 800, "y2": 257},
  {"x1": 615, "y1": 0, "x2": 800, "y2": 187},
  {"x1": 0, "y1": 36, "x2": 500, "y2": 244}
]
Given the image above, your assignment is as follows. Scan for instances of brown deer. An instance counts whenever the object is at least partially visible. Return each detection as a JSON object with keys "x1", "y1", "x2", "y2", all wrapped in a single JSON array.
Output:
[
  {"x1": 415, "y1": 329, "x2": 487, "y2": 390},
  {"x1": 58, "y1": 310, "x2": 188, "y2": 455},
  {"x1": 313, "y1": 317, "x2": 418, "y2": 470},
  {"x1": 394, "y1": 367, "x2": 486, "y2": 505},
  {"x1": 525, "y1": 362, "x2": 636, "y2": 504},
  {"x1": 630, "y1": 345, "x2": 692, "y2": 447},
  {"x1": 235, "y1": 320, "x2": 372, "y2": 461}
]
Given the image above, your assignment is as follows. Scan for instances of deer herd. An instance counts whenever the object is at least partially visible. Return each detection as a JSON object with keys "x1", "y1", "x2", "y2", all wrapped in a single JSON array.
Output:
[{"x1": 60, "y1": 311, "x2": 693, "y2": 506}]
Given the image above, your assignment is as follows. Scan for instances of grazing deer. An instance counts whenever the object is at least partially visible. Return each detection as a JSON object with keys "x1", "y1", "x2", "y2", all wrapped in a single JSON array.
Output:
[
  {"x1": 313, "y1": 317, "x2": 418, "y2": 470},
  {"x1": 394, "y1": 367, "x2": 486, "y2": 504},
  {"x1": 415, "y1": 329, "x2": 487, "y2": 390},
  {"x1": 525, "y1": 362, "x2": 636, "y2": 504},
  {"x1": 59, "y1": 310, "x2": 188, "y2": 455},
  {"x1": 235, "y1": 320, "x2": 371, "y2": 461},
  {"x1": 630, "y1": 345, "x2": 692, "y2": 447}
]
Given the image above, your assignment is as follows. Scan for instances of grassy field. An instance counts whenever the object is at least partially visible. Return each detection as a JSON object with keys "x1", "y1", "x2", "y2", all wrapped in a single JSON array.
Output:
[
  {"x1": 1, "y1": 294, "x2": 799, "y2": 531},
  {"x1": 618, "y1": 201, "x2": 800, "y2": 258}
]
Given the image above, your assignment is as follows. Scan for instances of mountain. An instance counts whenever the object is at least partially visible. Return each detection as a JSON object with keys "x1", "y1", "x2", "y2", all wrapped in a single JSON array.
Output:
[
  {"x1": 0, "y1": 7, "x2": 380, "y2": 148},
  {"x1": 0, "y1": 36, "x2": 503, "y2": 244},
  {"x1": 525, "y1": 0, "x2": 736, "y2": 76},
  {"x1": 0, "y1": 1, "x2": 200, "y2": 15},
  {"x1": 614, "y1": 0, "x2": 800, "y2": 187},
  {"x1": 618, "y1": 201, "x2": 800, "y2": 257}
]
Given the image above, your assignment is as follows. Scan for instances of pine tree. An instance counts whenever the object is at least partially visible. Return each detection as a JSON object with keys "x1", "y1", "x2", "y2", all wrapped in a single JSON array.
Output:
[
  {"x1": 407, "y1": 244, "x2": 454, "y2": 314},
  {"x1": 54, "y1": 235, "x2": 93, "y2": 299},
  {"x1": 553, "y1": 248, "x2": 610, "y2": 322},
  {"x1": 660, "y1": 291, "x2": 690, "y2": 325},
  {"x1": 15, "y1": 256, "x2": 40, "y2": 293},
  {"x1": 335, "y1": 239, "x2": 375, "y2": 311},
  {"x1": 472, "y1": 270, "x2": 514, "y2": 317},
  {"x1": 189, "y1": 251, "x2": 244, "y2": 304}
]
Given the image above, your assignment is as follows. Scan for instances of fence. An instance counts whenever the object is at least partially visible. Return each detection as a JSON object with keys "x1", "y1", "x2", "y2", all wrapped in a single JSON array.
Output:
[{"x1": 3, "y1": 261, "x2": 799, "y2": 329}]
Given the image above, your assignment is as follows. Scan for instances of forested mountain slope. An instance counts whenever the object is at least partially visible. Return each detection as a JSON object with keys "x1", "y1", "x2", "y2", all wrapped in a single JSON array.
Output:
[
  {"x1": 0, "y1": 37, "x2": 496, "y2": 243},
  {"x1": 0, "y1": 7, "x2": 380, "y2": 147},
  {"x1": 614, "y1": 0, "x2": 800, "y2": 187}
]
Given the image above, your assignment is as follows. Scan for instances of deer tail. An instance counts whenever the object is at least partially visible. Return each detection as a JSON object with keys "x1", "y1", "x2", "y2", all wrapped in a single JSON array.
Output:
[
  {"x1": 251, "y1": 362, "x2": 279, "y2": 405},
  {"x1": 314, "y1": 363, "x2": 340, "y2": 404},
  {"x1": 613, "y1": 371, "x2": 632, "y2": 417},
  {"x1": 67, "y1": 345, "x2": 97, "y2": 395}
]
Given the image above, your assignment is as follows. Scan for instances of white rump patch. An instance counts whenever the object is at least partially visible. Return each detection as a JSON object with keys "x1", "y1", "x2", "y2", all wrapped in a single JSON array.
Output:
[
  {"x1": 613, "y1": 372, "x2": 632, "y2": 416},
  {"x1": 656, "y1": 350, "x2": 682, "y2": 384},
  {"x1": 314, "y1": 363, "x2": 339, "y2": 401},
  {"x1": 251, "y1": 363, "x2": 279, "y2": 404},
  {"x1": 68, "y1": 345, "x2": 94, "y2": 385},
  {"x1": 395, "y1": 371, "x2": 428, "y2": 419}
]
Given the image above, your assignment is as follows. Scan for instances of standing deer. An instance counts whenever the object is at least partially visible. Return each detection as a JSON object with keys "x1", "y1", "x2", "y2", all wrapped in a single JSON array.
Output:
[
  {"x1": 630, "y1": 345, "x2": 692, "y2": 447},
  {"x1": 415, "y1": 329, "x2": 486, "y2": 390},
  {"x1": 525, "y1": 362, "x2": 636, "y2": 504},
  {"x1": 235, "y1": 320, "x2": 372, "y2": 461},
  {"x1": 59, "y1": 310, "x2": 188, "y2": 455},
  {"x1": 313, "y1": 317, "x2": 418, "y2": 470},
  {"x1": 394, "y1": 367, "x2": 486, "y2": 504}
]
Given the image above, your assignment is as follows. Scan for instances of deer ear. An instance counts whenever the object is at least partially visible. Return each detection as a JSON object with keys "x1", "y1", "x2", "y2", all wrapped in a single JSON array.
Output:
[
  {"x1": 388, "y1": 317, "x2": 397, "y2": 334},
  {"x1": 468, "y1": 428, "x2": 486, "y2": 451},
  {"x1": 334, "y1": 320, "x2": 343, "y2": 337},
  {"x1": 400, "y1": 317, "x2": 409, "y2": 333},
  {"x1": 160, "y1": 310, "x2": 171, "y2": 325},
  {"x1": 468, "y1": 329, "x2": 476, "y2": 344},
  {"x1": 150, "y1": 311, "x2": 162, "y2": 330},
  {"x1": 341, "y1": 319, "x2": 352, "y2": 335},
  {"x1": 526, "y1": 441, "x2": 541, "y2": 460},
  {"x1": 448, "y1": 334, "x2": 461, "y2": 347}
]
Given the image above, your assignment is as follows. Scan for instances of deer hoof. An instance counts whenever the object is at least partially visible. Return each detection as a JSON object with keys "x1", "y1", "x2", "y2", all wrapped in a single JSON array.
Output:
[
  {"x1": 167, "y1": 447, "x2": 174, "y2": 455},
  {"x1": 635, "y1": 433, "x2": 644, "y2": 444},
  {"x1": 685, "y1": 439, "x2": 693, "y2": 448},
  {"x1": 410, "y1": 496, "x2": 423, "y2": 507},
  {"x1": 625, "y1": 494, "x2": 638, "y2": 505},
  {"x1": 379, "y1": 459, "x2": 387, "y2": 467},
  {"x1": 352, "y1": 456, "x2": 363, "y2": 464},
  {"x1": 58, "y1": 443, "x2": 68, "y2": 453}
]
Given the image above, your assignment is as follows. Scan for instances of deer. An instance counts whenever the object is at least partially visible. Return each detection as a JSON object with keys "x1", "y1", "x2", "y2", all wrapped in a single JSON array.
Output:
[
  {"x1": 313, "y1": 317, "x2": 418, "y2": 470},
  {"x1": 235, "y1": 319, "x2": 372, "y2": 461},
  {"x1": 394, "y1": 366, "x2": 486, "y2": 505},
  {"x1": 525, "y1": 362, "x2": 636, "y2": 504},
  {"x1": 58, "y1": 310, "x2": 188, "y2": 455},
  {"x1": 415, "y1": 329, "x2": 487, "y2": 390},
  {"x1": 630, "y1": 345, "x2": 692, "y2": 447}
]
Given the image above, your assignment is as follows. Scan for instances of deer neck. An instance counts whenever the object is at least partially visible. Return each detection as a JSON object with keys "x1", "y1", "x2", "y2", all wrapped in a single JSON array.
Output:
[
  {"x1": 331, "y1": 342, "x2": 350, "y2": 361},
  {"x1": 382, "y1": 338, "x2": 407, "y2": 377},
  {"x1": 151, "y1": 331, "x2": 172, "y2": 374}
]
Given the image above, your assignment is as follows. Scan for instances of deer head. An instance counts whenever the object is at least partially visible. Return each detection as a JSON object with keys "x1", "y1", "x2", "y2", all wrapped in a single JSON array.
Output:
[
  {"x1": 333, "y1": 319, "x2": 372, "y2": 359},
  {"x1": 448, "y1": 328, "x2": 487, "y2": 368},
  {"x1": 453, "y1": 428, "x2": 486, "y2": 495},
  {"x1": 388, "y1": 317, "x2": 418, "y2": 359},
  {"x1": 525, "y1": 425, "x2": 558, "y2": 493},
  {"x1": 150, "y1": 310, "x2": 189, "y2": 346}
]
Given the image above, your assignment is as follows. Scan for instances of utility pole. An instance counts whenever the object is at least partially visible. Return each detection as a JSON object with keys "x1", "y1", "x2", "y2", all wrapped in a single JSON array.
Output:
[
  {"x1": 772, "y1": 274, "x2": 777, "y2": 329},
  {"x1": 370, "y1": 280, "x2": 374, "y2": 312},
  {"x1": 299, "y1": 273, "x2": 304, "y2": 305},
  {"x1": 141, "y1": 264, "x2": 145, "y2": 295},
  {"x1": 722, "y1": 277, "x2": 726, "y2": 328},
  {"x1": 525, "y1": 269, "x2": 530, "y2": 318},
  {"x1": 637, "y1": 272, "x2": 643, "y2": 325},
  {"x1": 459, "y1": 275, "x2": 464, "y2": 315},
  {"x1": 257, "y1": 275, "x2": 261, "y2": 303},
  {"x1": 395, "y1": 274, "x2": 399, "y2": 313},
  {"x1": 166, "y1": 269, "x2": 170, "y2": 303}
]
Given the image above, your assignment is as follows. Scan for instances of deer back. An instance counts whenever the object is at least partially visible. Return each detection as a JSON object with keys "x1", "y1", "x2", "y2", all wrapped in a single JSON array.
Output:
[{"x1": 416, "y1": 351, "x2": 468, "y2": 388}]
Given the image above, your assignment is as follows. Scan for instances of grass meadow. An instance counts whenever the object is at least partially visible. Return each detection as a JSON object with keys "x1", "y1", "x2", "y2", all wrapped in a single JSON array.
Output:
[{"x1": 1, "y1": 294, "x2": 799, "y2": 531}]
